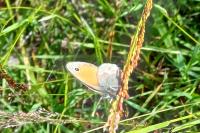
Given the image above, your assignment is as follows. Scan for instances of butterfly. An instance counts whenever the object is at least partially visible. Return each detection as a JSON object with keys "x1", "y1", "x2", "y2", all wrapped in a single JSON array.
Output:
[{"x1": 66, "y1": 62, "x2": 121, "y2": 98}]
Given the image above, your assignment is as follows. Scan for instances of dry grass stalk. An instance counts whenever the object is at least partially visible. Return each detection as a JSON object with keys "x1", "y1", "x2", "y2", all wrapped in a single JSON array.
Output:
[
  {"x1": 0, "y1": 108, "x2": 75, "y2": 129},
  {"x1": 107, "y1": 1, "x2": 122, "y2": 61},
  {"x1": 0, "y1": 64, "x2": 28, "y2": 91},
  {"x1": 107, "y1": 31, "x2": 115, "y2": 61},
  {"x1": 104, "y1": 0, "x2": 153, "y2": 132}
]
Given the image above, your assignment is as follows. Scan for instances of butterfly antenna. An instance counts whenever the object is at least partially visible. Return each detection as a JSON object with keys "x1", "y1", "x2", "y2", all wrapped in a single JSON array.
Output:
[{"x1": 91, "y1": 96, "x2": 103, "y2": 117}]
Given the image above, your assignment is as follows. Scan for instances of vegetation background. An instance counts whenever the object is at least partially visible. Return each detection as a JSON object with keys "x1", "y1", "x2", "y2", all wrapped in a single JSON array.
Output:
[{"x1": 0, "y1": 0, "x2": 200, "y2": 132}]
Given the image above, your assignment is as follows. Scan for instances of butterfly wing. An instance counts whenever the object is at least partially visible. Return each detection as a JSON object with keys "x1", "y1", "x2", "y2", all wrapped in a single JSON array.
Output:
[
  {"x1": 66, "y1": 62, "x2": 104, "y2": 95},
  {"x1": 97, "y1": 63, "x2": 121, "y2": 97}
]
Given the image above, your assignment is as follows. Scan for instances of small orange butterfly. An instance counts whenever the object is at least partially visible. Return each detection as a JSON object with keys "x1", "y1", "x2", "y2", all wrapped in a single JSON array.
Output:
[{"x1": 66, "y1": 62, "x2": 121, "y2": 98}]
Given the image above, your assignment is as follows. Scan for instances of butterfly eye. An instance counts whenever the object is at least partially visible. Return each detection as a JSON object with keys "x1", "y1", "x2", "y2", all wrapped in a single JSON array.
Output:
[{"x1": 75, "y1": 67, "x2": 79, "y2": 71}]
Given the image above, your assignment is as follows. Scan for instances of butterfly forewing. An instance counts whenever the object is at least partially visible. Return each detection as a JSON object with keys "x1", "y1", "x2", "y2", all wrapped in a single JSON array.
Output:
[{"x1": 66, "y1": 62, "x2": 103, "y2": 94}]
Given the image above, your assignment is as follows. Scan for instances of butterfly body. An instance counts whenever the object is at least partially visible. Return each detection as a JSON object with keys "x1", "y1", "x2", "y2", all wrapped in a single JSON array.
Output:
[{"x1": 66, "y1": 62, "x2": 121, "y2": 98}]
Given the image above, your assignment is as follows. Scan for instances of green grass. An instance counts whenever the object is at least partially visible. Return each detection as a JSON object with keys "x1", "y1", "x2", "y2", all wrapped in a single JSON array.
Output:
[{"x1": 0, "y1": 0, "x2": 200, "y2": 132}]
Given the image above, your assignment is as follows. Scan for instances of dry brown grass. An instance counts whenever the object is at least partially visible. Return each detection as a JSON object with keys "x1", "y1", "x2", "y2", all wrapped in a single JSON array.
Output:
[{"x1": 104, "y1": 0, "x2": 153, "y2": 132}]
